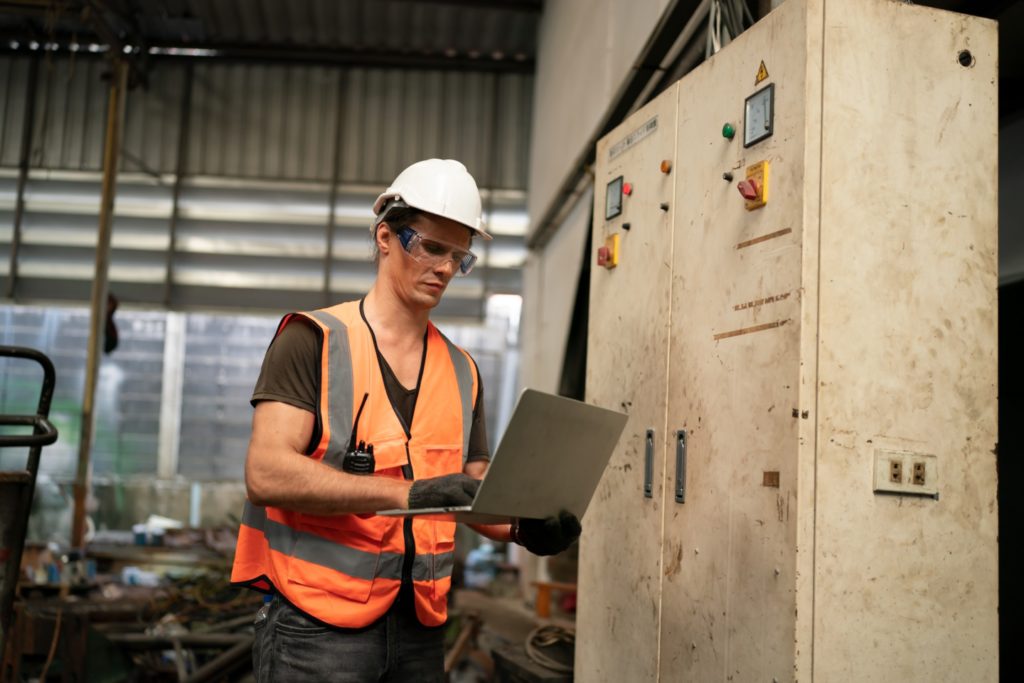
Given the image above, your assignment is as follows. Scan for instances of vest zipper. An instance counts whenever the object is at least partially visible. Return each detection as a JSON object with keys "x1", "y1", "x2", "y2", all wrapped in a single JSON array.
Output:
[
  {"x1": 401, "y1": 446, "x2": 415, "y2": 594},
  {"x1": 357, "y1": 299, "x2": 426, "y2": 601},
  {"x1": 376, "y1": 341, "x2": 422, "y2": 600},
  {"x1": 399, "y1": 405, "x2": 415, "y2": 595}
]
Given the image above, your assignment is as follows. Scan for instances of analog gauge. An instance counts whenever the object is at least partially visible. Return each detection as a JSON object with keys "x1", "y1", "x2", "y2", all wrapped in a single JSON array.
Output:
[
  {"x1": 606, "y1": 176, "x2": 624, "y2": 220},
  {"x1": 744, "y1": 84, "x2": 775, "y2": 148}
]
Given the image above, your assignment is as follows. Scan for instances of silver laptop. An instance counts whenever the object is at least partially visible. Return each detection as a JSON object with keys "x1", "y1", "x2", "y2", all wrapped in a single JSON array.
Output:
[{"x1": 377, "y1": 389, "x2": 628, "y2": 524}]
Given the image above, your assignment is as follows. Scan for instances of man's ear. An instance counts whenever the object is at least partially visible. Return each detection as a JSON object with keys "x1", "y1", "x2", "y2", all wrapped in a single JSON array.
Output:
[{"x1": 376, "y1": 222, "x2": 392, "y2": 255}]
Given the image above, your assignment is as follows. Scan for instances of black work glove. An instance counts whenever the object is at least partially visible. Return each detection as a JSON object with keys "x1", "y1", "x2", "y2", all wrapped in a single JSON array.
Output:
[
  {"x1": 408, "y1": 473, "x2": 481, "y2": 509},
  {"x1": 511, "y1": 510, "x2": 581, "y2": 556}
]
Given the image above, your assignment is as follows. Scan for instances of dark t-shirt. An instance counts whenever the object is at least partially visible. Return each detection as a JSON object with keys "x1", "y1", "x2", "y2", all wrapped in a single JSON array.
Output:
[{"x1": 251, "y1": 317, "x2": 490, "y2": 462}]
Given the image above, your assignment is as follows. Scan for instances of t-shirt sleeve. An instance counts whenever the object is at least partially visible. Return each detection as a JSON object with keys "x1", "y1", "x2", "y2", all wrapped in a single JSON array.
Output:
[
  {"x1": 465, "y1": 356, "x2": 490, "y2": 463},
  {"x1": 250, "y1": 318, "x2": 320, "y2": 413}
]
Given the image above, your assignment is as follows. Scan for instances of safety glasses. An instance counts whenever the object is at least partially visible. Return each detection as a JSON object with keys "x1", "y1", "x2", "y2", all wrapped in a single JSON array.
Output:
[{"x1": 395, "y1": 226, "x2": 478, "y2": 277}]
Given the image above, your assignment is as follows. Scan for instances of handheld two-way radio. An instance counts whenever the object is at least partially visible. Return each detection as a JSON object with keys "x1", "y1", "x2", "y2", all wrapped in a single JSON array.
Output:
[{"x1": 341, "y1": 392, "x2": 375, "y2": 475}]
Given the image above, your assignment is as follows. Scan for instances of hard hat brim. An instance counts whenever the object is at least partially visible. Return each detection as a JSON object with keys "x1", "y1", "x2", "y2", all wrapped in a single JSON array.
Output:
[{"x1": 372, "y1": 193, "x2": 493, "y2": 240}]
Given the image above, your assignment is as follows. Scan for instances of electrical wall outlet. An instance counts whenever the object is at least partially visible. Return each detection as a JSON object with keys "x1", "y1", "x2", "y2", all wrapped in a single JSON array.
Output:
[
  {"x1": 890, "y1": 459, "x2": 903, "y2": 484},
  {"x1": 873, "y1": 449, "x2": 938, "y2": 498}
]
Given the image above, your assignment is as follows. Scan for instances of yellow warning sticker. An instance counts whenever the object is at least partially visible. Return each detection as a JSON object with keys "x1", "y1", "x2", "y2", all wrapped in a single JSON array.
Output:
[{"x1": 755, "y1": 60, "x2": 769, "y2": 85}]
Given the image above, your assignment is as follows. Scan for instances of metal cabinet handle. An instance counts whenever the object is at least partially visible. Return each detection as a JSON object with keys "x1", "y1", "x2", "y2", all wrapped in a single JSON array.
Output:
[
  {"x1": 674, "y1": 430, "x2": 687, "y2": 503},
  {"x1": 644, "y1": 429, "x2": 654, "y2": 498}
]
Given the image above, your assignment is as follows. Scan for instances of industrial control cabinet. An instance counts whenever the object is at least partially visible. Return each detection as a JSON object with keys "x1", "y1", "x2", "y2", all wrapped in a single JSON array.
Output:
[{"x1": 579, "y1": 1, "x2": 998, "y2": 681}]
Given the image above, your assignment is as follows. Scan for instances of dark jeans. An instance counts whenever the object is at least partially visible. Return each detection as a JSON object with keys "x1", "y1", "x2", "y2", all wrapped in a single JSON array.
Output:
[{"x1": 252, "y1": 595, "x2": 445, "y2": 682}]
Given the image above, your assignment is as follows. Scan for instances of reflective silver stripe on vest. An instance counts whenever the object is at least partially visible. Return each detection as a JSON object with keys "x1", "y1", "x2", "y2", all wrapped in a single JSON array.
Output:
[
  {"x1": 242, "y1": 501, "x2": 453, "y2": 581},
  {"x1": 307, "y1": 310, "x2": 353, "y2": 469},
  {"x1": 412, "y1": 550, "x2": 455, "y2": 582},
  {"x1": 441, "y1": 334, "x2": 474, "y2": 463},
  {"x1": 242, "y1": 499, "x2": 266, "y2": 529}
]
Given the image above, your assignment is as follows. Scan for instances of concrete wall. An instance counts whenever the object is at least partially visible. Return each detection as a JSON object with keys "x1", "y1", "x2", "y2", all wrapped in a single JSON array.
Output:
[
  {"x1": 519, "y1": 187, "x2": 592, "y2": 392},
  {"x1": 521, "y1": 0, "x2": 675, "y2": 395},
  {"x1": 527, "y1": 0, "x2": 671, "y2": 231}
]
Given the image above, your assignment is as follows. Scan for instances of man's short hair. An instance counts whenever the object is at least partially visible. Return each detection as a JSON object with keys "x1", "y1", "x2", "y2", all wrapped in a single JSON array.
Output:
[{"x1": 372, "y1": 207, "x2": 421, "y2": 264}]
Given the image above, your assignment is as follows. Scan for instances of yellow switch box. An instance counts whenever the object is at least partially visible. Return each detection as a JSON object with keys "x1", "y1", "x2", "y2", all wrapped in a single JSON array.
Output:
[
  {"x1": 597, "y1": 233, "x2": 620, "y2": 269},
  {"x1": 744, "y1": 160, "x2": 770, "y2": 210}
]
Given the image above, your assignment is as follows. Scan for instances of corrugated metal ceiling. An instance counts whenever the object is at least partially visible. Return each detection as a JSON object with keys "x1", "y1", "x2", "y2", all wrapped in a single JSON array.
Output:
[
  {"x1": 0, "y1": 55, "x2": 533, "y2": 187},
  {"x1": 169, "y1": 0, "x2": 537, "y2": 59},
  {"x1": 0, "y1": 0, "x2": 540, "y2": 70},
  {"x1": 0, "y1": 2, "x2": 538, "y2": 318}
]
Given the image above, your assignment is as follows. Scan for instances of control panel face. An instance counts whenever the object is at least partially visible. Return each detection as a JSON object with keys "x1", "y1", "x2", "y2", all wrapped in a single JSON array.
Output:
[
  {"x1": 605, "y1": 176, "x2": 624, "y2": 220},
  {"x1": 744, "y1": 83, "x2": 774, "y2": 147}
]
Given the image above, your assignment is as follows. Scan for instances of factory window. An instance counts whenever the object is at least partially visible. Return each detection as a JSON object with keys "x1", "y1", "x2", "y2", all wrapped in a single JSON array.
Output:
[
  {"x1": 177, "y1": 313, "x2": 278, "y2": 480},
  {"x1": 0, "y1": 304, "x2": 165, "y2": 479}
]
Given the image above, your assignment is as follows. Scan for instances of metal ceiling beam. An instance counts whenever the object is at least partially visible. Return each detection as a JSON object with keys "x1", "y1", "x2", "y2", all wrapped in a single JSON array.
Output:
[
  {"x1": 0, "y1": 36, "x2": 536, "y2": 72},
  {"x1": 153, "y1": 40, "x2": 535, "y2": 72},
  {"x1": 82, "y1": 0, "x2": 126, "y2": 52},
  {"x1": 1, "y1": 0, "x2": 157, "y2": 86},
  {"x1": 0, "y1": 0, "x2": 76, "y2": 11},
  {"x1": 0, "y1": 0, "x2": 129, "y2": 49}
]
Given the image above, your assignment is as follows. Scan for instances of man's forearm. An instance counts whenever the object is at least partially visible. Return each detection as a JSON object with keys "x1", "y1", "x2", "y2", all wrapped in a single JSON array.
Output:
[
  {"x1": 246, "y1": 448, "x2": 412, "y2": 515},
  {"x1": 468, "y1": 523, "x2": 513, "y2": 543}
]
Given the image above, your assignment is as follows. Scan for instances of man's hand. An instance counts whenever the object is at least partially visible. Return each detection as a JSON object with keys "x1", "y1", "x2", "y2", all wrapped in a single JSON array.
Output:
[
  {"x1": 511, "y1": 510, "x2": 581, "y2": 556},
  {"x1": 408, "y1": 473, "x2": 481, "y2": 509}
]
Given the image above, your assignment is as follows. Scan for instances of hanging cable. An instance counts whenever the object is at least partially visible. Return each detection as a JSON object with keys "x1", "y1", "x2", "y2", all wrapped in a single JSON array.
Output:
[{"x1": 707, "y1": 0, "x2": 756, "y2": 57}]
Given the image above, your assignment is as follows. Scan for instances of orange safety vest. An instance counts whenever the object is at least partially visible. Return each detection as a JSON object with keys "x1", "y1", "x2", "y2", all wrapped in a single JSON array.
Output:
[{"x1": 231, "y1": 300, "x2": 479, "y2": 628}]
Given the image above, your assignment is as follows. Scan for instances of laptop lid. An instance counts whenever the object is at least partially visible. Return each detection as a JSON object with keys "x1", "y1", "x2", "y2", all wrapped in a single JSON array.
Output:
[{"x1": 377, "y1": 389, "x2": 628, "y2": 523}]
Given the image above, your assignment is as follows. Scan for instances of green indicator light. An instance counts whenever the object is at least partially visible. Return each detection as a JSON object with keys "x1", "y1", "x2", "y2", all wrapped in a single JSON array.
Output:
[{"x1": 722, "y1": 123, "x2": 736, "y2": 140}]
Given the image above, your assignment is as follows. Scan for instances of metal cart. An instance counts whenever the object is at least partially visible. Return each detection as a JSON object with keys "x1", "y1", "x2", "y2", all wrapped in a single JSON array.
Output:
[{"x1": 0, "y1": 346, "x2": 58, "y2": 658}]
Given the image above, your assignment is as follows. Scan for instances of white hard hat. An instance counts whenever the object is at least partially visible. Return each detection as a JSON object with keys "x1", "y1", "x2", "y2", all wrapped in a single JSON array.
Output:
[{"x1": 372, "y1": 159, "x2": 492, "y2": 240}]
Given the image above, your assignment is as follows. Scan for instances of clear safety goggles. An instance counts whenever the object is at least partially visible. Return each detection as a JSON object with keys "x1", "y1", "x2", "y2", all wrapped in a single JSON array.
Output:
[{"x1": 396, "y1": 226, "x2": 478, "y2": 277}]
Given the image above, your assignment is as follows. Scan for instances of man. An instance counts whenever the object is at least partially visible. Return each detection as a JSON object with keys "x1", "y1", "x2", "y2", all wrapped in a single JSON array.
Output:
[{"x1": 231, "y1": 159, "x2": 581, "y2": 682}]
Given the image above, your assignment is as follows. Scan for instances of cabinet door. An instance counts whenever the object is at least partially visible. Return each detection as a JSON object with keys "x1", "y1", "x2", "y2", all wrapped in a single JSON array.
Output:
[
  {"x1": 811, "y1": 2, "x2": 998, "y2": 680},
  {"x1": 578, "y1": 84, "x2": 679, "y2": 683},
  {"x1": 660, "y1": 2, "x2": 813, "y2": 680}
]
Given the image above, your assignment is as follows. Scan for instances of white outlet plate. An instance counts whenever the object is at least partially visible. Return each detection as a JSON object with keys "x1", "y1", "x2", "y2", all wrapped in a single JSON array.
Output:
[{"x1": 873, "y1": 449, "x2": 939, "y2": 498}]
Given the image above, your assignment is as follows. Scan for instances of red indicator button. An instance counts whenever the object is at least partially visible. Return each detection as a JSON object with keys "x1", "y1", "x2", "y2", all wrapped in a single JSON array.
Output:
[
  {"x1": 737, "y1": 179, "x2": 759, "y2": 200},
  {"x1": 622, "y1": 182, "x2": 633, "y2": 196},
  {"x1": 597, "y1": 246, "x2": 611, "y2": 266}
]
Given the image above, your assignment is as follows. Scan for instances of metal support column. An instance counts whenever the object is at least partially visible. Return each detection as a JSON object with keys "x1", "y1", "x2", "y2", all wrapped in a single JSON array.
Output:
[
  {"x1": 71, "y1": 59, "x2": 128, "y2": 549},
  {"x1": 156, "y1": 312, "x2": 186, "y2": 479},
  {"x1": 164, "y1": 63, "x2": 193, "y2": 307},
  {"x1": 5, "y1": 56, "x2": 39, "y2": 300}
]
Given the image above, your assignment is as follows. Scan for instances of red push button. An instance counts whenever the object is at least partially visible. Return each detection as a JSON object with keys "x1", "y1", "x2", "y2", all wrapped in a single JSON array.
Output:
[
  {"x1": 597, "y1": 246, "x2": 611, "y2": 266},
  {"x1": 737, "y1": 179, "x2": 759, "y2": 200},
  {"x1": 622, "y1": 182, "x2": 633, "y2": 196}
]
